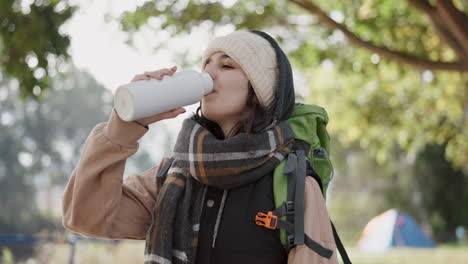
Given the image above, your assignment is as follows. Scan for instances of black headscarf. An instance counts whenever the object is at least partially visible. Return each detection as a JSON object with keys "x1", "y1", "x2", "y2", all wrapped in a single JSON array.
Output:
[
  {"x1": 193, "y1": 30, "x2": 296, "y2": 137},
  {"x1": 249, "y1": 29, "x2": 296, "y2": 131}
]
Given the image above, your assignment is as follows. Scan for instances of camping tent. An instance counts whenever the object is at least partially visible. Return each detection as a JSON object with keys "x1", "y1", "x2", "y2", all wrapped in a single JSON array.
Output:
[{"x1": 358, "y1": 209, "x2": 435, "y2": 253}]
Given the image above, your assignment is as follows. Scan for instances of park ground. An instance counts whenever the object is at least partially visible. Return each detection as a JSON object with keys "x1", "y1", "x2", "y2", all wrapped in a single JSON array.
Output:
[{"x1": 4, "y1": 241, "x2": 466, "y2": 264}]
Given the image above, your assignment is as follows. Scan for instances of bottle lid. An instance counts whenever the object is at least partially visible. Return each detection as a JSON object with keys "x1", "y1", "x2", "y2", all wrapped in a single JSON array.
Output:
[
  {"x1": 200, "y1": 72, "x2": 214, "y2": 95},
  {"x1": 114, "y1": 86, "x2": 134, "y2": 121}
]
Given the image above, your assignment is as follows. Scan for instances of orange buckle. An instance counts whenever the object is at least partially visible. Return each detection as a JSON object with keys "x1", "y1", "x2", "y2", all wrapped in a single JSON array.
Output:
[{"x1": 255, "y1": 211, "x2": 278, "y2": 230}]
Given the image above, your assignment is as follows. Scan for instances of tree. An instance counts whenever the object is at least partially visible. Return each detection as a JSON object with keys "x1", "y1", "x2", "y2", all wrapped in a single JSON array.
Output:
[
  {"x1": 327, "y1": 136, "x2": 468, "y2": 243},
  {"x1": 117, "y1": 0, "x2": 468, "y2": 167},
  {"x1": 0, "y1": 64, "x2": 162, "y2": 259},
  {"x1": 0, "y1": 67, "x2": 111, "y2": 260},
  {"x1": 412, "y1": 144, "x2": 468, "y2": 242},
  {"x1": 119, "y1": 0, "x2": 468, "y2": 71},
  {"x1": 289, "y1": 0, "x2": 468, "y2": 71},
  {"x1": 0, "y1": 0, "x2": 76, "y2": 99}
]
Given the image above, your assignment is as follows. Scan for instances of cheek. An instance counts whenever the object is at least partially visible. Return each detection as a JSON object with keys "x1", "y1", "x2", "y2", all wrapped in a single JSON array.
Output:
[
  {"x1": 222, "y1": 82, "x2": 249, "y2": 109},
  {"x1": 201, "y1": 82, "x2": 250, "y2": 119}
]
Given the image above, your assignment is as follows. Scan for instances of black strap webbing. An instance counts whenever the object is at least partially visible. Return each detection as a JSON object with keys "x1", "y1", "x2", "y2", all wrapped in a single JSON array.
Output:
[
  {"x1": 331, "y1": 221, "x2": 352, "y2": 264},
  {"x1": 272, "y1": 201, "x2": 295, "y2": 217},
  {"x1": 294, "y1": 150, "x2": 306, "y2": 245},
  {"x1": 304, "y1": 234, "x2": 334, "y2": 259},
  {"x1": 284, "y1": 153, "x2": 297, "y2": 201},
  {"x1": 156, "y1": 157, "x2": 174, "y2": 178},
  {"x1": 276, "y1": 218, "x2": 333, "y2": 259},
  {"x1": 284, "y1": 152, "x2": 297, "y2": 244}
]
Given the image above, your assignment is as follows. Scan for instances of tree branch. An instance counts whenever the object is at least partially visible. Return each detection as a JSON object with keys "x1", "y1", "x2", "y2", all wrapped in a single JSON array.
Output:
[
  {"x1": 289, "y1": 0, "x2": 468, "y2": 71},
  {"x1": 406, "y1": 0, "x2": 468, "y2": 59},
  {"x1": 406, "y1": 0, "x2": 435, "y2": 15},
  {"x1": 435, "y1": 0, "x2": 468, "y2": 50},
  {"x1": 430, "y1": 18, "x2": 468, "y2": 59}
]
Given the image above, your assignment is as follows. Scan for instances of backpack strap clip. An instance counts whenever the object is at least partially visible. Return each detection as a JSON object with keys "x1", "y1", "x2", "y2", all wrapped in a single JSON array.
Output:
[
  {"x1": 272, "y1": 201, "x2": 295, "y2": 217},
  {"x1": 313, "y1": 147, "x2": 329, "y2": 159},
  {"x1": 287, "y1": 234, "x2": 295, "y2": 249},
  {"x1": 255, "y1": 211, "x2": 278, "y2": 229},
  {"x1": 284, "y1": 201, "x2": 295, "y2": 215}
]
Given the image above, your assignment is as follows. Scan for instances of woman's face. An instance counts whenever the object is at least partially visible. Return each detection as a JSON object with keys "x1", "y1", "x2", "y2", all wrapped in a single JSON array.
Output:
[{"x1": 201, "y1": 51, "x2": 250, "y2": 131}]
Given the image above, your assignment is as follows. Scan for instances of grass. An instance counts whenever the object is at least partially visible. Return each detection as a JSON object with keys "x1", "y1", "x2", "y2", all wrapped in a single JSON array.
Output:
[
  {"x1": 44, "y1": 241, "x2": 145, "y2": 264},
  {"x1": 3, "y1": 241, "x2": 468, "y2": 263},
  {"x1": 347, "y1": 244, "x2": 468, "y2": 264}
]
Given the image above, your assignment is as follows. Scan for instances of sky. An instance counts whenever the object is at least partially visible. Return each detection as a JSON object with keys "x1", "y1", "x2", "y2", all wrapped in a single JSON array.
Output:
[{"x1": 66, "y1": 0, "x2": 197, "y2": 91}]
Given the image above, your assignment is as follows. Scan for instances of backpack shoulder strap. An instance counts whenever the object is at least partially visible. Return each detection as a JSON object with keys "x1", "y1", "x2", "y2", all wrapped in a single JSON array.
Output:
[
  {"x1": 260, "y1": 150, "x2": 352, "y2": 262},
  {"x1": 156, "y1": 157, "x2": 174, "y2": 178},
  {"x1": 155, "y1": 157, "x2": 175, "y2": 190},
  {"x1": 258, "y1": 150, "x2": 334, "y2": 259},
  {"x1": 293, "y1": 149, "x2": 306, "y2": 245}
]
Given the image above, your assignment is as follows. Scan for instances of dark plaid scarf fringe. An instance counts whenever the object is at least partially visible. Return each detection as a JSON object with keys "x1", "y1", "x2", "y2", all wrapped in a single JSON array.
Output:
[{"x1": 144, "y1": 118, "x2": 294, "y2": 263}]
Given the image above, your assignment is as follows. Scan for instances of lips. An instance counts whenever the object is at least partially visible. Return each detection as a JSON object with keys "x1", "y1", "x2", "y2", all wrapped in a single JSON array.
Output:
[{"x1": 205, "y1": 88, "x2": 217, "y2": 96}]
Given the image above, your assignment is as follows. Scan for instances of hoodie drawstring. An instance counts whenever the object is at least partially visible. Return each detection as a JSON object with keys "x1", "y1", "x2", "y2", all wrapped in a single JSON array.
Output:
[{"x1": 212, "y1": 189, "x2": 229, "y2": 248}]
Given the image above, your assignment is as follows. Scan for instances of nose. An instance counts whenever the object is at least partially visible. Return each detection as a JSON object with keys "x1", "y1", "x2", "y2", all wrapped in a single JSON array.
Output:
[{"x1": 203, "y1": 63, "x2": 216, "y2": 80}]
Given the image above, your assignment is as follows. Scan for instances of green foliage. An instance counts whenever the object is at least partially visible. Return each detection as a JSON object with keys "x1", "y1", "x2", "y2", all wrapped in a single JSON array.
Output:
[
  {"x1": 0, "y1": 67, "x2": 111, "y2": 259},
  {"x1": 118, "y1": 0, "x2": 468, "y2": 167},
  {"x1": 328, "y1": 137, "x2": 468, "y2": 244},
  {"x1": 120, "y1": 0, "x2": 289, "y2": 35},
  {"x1": 413, "y1": 144, "x2": 468, "y2": 242},
  {"x1": 306, "y1": 63, "x2": 468, "y2": 168},
  {"x1": 311, "y1": 0, "x2": 437, "y2": 57},
  {"x1": 0, "y1": 247, "x2": 14, "y2": 264},
  {"x1": 0, "y1": 0, "x2": 76, "y2": 99}
]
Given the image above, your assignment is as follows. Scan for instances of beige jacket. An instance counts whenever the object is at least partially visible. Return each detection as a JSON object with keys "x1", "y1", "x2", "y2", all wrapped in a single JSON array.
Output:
[{"x1": 62, "y1": 109, "x2": 339, "y2": 264}]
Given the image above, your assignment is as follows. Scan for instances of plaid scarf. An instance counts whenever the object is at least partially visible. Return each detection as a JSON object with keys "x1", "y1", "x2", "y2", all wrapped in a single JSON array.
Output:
[{"x1": 144, "y1": 118, "x2": 294, "y2": 264}]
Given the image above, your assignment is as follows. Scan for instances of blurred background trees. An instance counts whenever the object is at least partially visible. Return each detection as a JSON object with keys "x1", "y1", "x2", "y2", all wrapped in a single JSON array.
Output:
[
  {"x1": 0, "y1": 67, "x2": 111, "y2": 259},
  {"x1": 0, "y1": 0, "x2": 76, "y2": 99},
  {"x1": 1, "y1": 0, "x2": 467, "y2": 261},
  {"x1": 117, "y1": 0, "x2": 468, "y2": 242},
  {"x1": 118, "y1": 0, "x2": 468, "y2": 166}
]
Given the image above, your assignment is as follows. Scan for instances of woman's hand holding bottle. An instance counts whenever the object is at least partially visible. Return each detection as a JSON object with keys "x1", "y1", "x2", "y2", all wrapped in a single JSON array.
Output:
[{"x1": 129, "y1": 66, "x2": 186, "y2": 126}]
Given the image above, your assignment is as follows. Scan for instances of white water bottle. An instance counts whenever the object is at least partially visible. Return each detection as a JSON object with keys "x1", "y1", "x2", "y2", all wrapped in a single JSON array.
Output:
[{"x1": 114, "y1": 70, "x2": 213, "y2": 121}]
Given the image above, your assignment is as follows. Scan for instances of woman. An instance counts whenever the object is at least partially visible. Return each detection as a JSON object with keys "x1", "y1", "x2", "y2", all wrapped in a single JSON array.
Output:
[{"x1": 62, "y1": 30, "x2": 338, "y2": 264}]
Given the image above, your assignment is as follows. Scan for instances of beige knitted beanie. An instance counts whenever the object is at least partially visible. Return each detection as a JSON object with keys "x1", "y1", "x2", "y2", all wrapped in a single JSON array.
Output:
[{"x1": 202, "y1": 30, "x2": 278, "y2": 110}]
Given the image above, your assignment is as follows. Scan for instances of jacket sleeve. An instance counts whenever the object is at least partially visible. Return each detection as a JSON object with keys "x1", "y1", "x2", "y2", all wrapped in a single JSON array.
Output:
[
  {"x1": 62, "y1": 109, "x2": 166, "y2": 240},
  {"x1": 287, "y1": 177, "x2": 339, "y2": 264}
]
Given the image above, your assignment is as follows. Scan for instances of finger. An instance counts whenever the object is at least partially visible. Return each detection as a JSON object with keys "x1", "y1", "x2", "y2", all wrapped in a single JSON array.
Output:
[
  {"x1": 145, "y1": 68, "x2": 175, "y2": 80},
  {"x1": 144, "y1": 69, "x2": 167, "y2": 78},
  {"x1": 159, "y1": 108, "x2": 186, "y2": 119},
  {"x1": 156, "y1": 68, "x2": 175, "y2": 79},
  {"x1": 131, "y1": 74, "x2": 151, "y2": 82},
  {"x1": 172, "y1": 107, "x2": 186, "y2": 114},
  {"x1": 137, "y1": 107, "x2": 186, "y2": 125},
  {"x1": 167, "y1": 66, "x2": 177, "y2": 76},
  {"x1": 145, "y1": 67, "x2": 177, "y2": 79}
]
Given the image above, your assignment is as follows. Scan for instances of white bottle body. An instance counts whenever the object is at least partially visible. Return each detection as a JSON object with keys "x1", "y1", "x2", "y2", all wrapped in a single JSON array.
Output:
[{"x1": 114, "y1": 70, "x2": 213, "y2": 121}]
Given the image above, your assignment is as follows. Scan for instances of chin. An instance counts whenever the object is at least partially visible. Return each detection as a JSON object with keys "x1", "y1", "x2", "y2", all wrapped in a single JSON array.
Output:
[
  {"x1": 200, "y1": 101, "x2": 215, "y2": 119},
  {"x1": 201, "y1": 107, "x2": 220, "y2": 122}
]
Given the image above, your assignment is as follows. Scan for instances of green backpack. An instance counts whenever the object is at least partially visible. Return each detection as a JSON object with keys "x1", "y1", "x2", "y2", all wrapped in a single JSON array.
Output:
[
  {"x1": 254, "y1": 103, "x2": 351, "y2": 263},
  {"x1": 157, "y1": 103, "x2": 351, "y2": 263}
]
